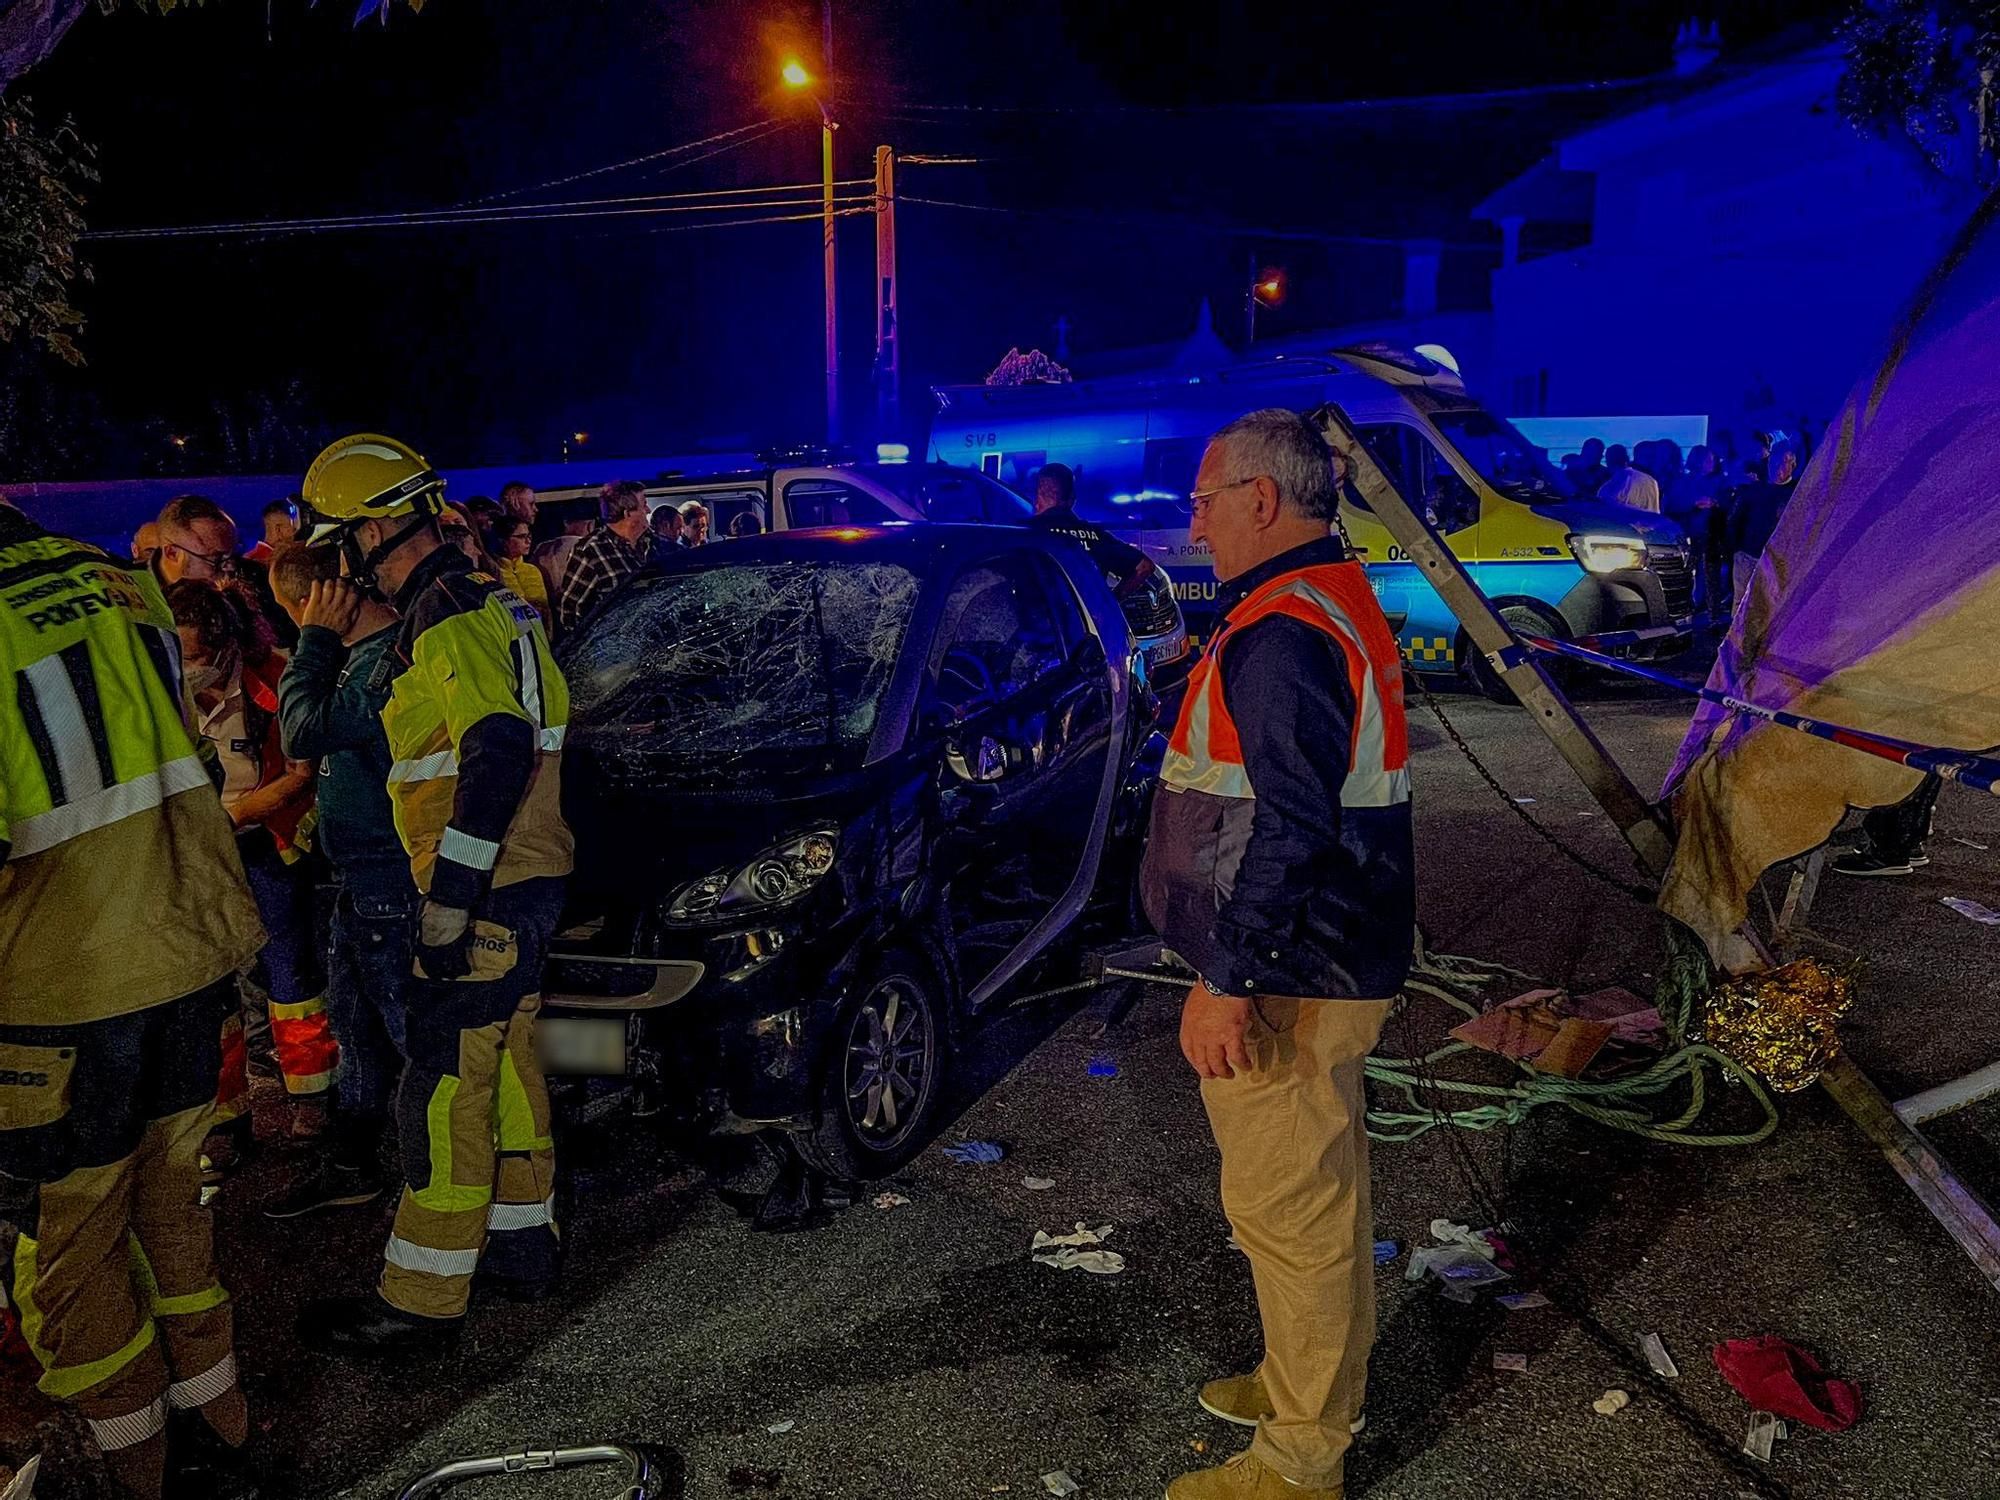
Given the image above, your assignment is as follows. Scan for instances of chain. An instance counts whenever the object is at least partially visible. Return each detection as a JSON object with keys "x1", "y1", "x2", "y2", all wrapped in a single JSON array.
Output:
[{"x1": 1411, "y1": 670, "x2": 1661, "y2": 906}]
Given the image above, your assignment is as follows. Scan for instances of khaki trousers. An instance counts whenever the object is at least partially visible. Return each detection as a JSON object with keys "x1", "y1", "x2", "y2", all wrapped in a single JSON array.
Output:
[{"x1": 1200, "y1": 995, "x2": 1393, "y2": 1492}]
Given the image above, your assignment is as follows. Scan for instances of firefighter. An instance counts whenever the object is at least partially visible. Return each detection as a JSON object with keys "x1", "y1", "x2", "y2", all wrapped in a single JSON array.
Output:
[
  {"x1": 291, "y1": 435, "x2": 573, "y2": 1353},
  {"x1": 0, "y1": 501, "x2": 265, "y2": 1497}
]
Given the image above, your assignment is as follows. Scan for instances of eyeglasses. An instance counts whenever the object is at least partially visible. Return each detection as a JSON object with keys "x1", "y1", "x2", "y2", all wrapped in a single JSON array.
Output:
[
  {"x1": 173, "y1": 544, "x2": 240, "y2": 576},
  {"x1": 1186, "y1": 475, "x2": 1264, "y2": 518}
]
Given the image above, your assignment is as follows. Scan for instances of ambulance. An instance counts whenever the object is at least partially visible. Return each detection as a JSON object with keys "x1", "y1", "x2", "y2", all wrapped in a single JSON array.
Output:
[{"x1": 929, "y1": 344, "x2": 1696, "y2": 695}]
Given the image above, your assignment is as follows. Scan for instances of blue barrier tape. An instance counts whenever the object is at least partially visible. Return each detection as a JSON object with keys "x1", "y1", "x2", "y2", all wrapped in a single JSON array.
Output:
[{"x1": 1519, "y1": 633, "x2": 2000, "y2": 794}]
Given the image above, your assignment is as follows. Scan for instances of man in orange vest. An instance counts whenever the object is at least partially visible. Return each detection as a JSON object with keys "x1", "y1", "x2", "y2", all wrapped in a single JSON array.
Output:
[{"x1": 1141, "y1": 408, "x2": 1415, "y2": 1500}]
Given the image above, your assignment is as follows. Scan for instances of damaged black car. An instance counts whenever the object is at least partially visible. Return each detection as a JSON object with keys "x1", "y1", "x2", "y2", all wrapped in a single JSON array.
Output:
[{"x1": 542, "y1": 526, "x2": 1161, "y2": 1177}]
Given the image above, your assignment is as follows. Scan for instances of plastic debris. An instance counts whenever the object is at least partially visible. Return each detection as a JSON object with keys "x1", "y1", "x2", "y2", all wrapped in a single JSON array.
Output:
[
  {"x1": 1041, "y1": 1470, "x2": 1082, "y2": 1496},
  {"x1": 1513, "y1": 796, "x2": 1537, "y2": 805},
  {"x1": 1742, "y1": 1411, "x2": 1784, "y2": 1463},
  {"x1": 1592, "y1": 1389, "x2": 1631, "y2": 1417},
  {"x1": 1952, "y1": 836, "x2": 1989, "y2": 850},
  {"x1": 0, "y1": 1459, "x2": 40, "y2": 1500},
  {"x1": 1086, "y1": 1057, "x2": 1120, "y2": 1078},
  {"x1": 1372, "y1": 1239, "x2": 1399, "y2": 1264},
  {"x1": 1406, "y1": 1246, "x2": 1511, "y2": 1290},
  {"x1": 1428, "y1": 1220, "x2": 1497, "y2": 1257},
  {"x1": 1023, "y1": 1177, "x2": 1057, "y2": 1191},
  {"x1": 1032, "y1": 1223, "x2": 1124, "y2": 1273},
  {"x1": 1493, "y1": 1351, "x2": 1529, "y2": 1373},
  {"x1": 871, "y1": 1193, "x2": 910, "y2": 1210},
  {"x1": 944, "y1": 1140, "x2": 1006, "y2": 1164},
  {"x1": 1496, "y1": 1291, "x2": 1551, "y2": 1311},
  {"x1": 1034, "y1": 1247, "x2": 1125, "y2": 1274},
  {"x1": 1943, "y1": 896, "x2": 2000, "y2": 926},
  {"x1": 766, "y1": 1420, "x2": 795, "y2": 1435},
  {"x1": 1641, "y1": 1332, "x2": 1680, "y2": 1379},
  {"x1": 1033, "y1": 1223, "x2": 1113, "y2": 1250}
]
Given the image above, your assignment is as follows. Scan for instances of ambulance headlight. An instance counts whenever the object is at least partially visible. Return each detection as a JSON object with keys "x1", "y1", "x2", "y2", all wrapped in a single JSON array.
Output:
[
  {"x1": 1568, "y1": 533, "x2": 1648, "y2": 575},
  {"x1": 668, "y1": 831, "x2": 839, "y2": 922}
]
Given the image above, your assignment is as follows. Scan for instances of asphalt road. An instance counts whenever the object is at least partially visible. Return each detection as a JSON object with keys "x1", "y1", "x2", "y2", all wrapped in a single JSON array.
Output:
[{"x1": 9, "y1": 678, "x2": 2000, "y2": 1500}]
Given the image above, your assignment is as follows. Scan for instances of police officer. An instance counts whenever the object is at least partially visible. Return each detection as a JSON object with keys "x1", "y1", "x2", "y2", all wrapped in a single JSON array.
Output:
[
  {"x1": 0, "y1": 501, "x2": 265, "y2": 1497},
  {"x1": 291, "y1": 435, "x2": 573, "y2": 1353},
  {"x1": 1025, "y1": 462, "x2": 1158, "y2": 601}
]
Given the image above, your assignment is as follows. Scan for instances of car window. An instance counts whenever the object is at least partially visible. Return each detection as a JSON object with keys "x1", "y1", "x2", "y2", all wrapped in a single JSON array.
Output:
[
  {"x1": 1352, "y1": 423, "x2": 1479, "y2": 534},
  {"x1": 929, "y1": 554, "x2": 1070, "y2": 719},
  {"x1": 784, "y1": 479, "x2": 898, "y2": 530},
  {"x1": 678, "y1": 487, "x2": 766, "y2": 539}
]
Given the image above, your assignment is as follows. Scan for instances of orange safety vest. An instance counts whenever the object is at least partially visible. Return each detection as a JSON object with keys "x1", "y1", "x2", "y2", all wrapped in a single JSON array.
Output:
[{"x1": 1163, "y1": 559, "x2": 1410, "y2": 809}]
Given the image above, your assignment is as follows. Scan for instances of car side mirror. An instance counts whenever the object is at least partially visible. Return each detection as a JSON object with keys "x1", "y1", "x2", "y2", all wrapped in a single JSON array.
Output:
[{"x1": 945, "y1": 733, "x2": 1008, "y2": 784}]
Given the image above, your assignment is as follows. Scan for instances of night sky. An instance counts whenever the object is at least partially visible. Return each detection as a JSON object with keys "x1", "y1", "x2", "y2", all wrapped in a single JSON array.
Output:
[{"x1": 3, "y1": 0, "x2": 1839, "y2": 480}]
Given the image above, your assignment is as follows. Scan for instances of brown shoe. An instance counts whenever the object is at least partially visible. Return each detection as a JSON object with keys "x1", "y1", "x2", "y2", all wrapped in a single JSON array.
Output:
[
  {"x1": 1164, "y1": 1452, "x2": 1340, "y2": 1500},
  {"x1": 1198, "y1": 1373, "x2": 1365, "y2": 1435},
  {"x1": 1198, "y1": 1373, "x2": 1271, "y2": 1428}
]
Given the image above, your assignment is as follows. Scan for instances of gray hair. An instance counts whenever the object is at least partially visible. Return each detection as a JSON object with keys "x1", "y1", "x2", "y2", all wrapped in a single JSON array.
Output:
[
  {"x1": 1207, "y1": 408, "x2": 1337, "y2": 521},
  {"x1": 600, "y1": 479, "x2": 648, "y2": 521}
]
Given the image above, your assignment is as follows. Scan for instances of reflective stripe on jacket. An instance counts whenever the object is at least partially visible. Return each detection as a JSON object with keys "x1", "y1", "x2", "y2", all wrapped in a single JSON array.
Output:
[
  {"x1": 1140, "y1": 538, "x2": 1414, "y2": 1000},
  {"x1": 0, "y1": 514, "x2": 263, "y2": 1025},
  {"x1": 384, "y1": 547, "x2": 573, "y2": 905}
]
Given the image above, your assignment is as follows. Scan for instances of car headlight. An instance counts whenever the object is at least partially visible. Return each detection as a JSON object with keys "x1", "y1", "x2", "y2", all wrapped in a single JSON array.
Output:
[
  {"x1": 1568, "y1": 533, "x2": 1648, "y2": 575},
  {"x1": 668, "y1": 830, "x2": 839, "y2": 922}
]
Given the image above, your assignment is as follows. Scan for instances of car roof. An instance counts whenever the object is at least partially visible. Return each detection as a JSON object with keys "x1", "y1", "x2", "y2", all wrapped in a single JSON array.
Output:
[{"x1": 653, "y1": 522, "x2": 1064, "y2": 572}]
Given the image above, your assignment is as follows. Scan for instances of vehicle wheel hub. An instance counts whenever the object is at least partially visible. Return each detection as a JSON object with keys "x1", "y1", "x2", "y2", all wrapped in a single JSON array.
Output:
[{"x1": 845, "y1": 977, "x2": 933, "y2": 1148}]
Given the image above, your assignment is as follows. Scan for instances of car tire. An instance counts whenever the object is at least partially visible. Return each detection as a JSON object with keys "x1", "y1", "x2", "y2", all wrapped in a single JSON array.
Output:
[
  {"x1": 1461, "y1": 603, "x2": 1569, "y2": 706},
  {"x1": 798, "y1": 948, "x2": 950, "y2": 1180}
]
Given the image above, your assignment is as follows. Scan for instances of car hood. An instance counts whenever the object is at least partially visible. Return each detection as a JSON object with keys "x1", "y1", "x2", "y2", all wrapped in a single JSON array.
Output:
[{"x1": 1528, "y1": 500, "x2": 1688, "y2": 548}]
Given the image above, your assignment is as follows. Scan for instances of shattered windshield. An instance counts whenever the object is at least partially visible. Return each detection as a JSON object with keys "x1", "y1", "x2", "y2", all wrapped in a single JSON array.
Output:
[
  {"x1": 1429, "y1": 407, "x2": 1577, "y2": 502},
  {"x1": 564, "y1": 560, "x2": 919, "y2": 771}
]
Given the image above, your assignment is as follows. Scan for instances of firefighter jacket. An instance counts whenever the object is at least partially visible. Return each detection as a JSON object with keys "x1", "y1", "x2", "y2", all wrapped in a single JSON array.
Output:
[
  {"x1": 1140, "y1": 536, "x2": 1415, "y2": 999},
  {"x1": 0, "y1": 511, "x2": 264, "y2": 1027},
  {"x1": 383, "y1": 545, "x2": 573, "y2": 908}
]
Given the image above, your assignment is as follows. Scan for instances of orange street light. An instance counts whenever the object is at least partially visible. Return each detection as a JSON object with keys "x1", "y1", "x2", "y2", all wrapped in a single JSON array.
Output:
[{"x1": 782, "y1": 60, "x2": 812, "y2": 88}]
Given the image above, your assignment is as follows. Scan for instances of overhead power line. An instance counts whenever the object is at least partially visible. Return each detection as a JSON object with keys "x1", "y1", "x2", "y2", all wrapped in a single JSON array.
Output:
[
  {"x1": 88, "y1": 194, "x2": 875, "y2": 243},
  {"x1": 455, "y1": 118, "x2": 785, "y2": 208},
  {"x1": 87, "y1": 177, "x2": 876, "y2": 241}
]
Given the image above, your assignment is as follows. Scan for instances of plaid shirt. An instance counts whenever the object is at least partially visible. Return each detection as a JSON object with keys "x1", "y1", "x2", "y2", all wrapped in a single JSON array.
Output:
[{"x1": 557, "y1": 524, "x2": 648, "y2": 634}]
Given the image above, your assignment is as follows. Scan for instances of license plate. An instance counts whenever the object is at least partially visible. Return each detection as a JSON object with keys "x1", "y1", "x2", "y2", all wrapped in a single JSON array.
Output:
[{"x1": 536, "y1": 1016, "x2": 627, "y2": 1076}]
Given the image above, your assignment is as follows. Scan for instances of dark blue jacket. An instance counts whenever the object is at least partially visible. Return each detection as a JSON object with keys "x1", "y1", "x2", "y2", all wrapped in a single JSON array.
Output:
[
  {"x1": 1140, "y1": 537, "x2": 1415, "y2": 999},
  {"x1": 277, "y1": 623, "x2": 412, "y2": 899}
]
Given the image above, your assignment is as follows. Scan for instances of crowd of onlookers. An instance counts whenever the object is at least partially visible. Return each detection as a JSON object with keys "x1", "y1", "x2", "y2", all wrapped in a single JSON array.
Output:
[{"x1": 1557, "y1": 426, "x2": 1812, "y2": 608}]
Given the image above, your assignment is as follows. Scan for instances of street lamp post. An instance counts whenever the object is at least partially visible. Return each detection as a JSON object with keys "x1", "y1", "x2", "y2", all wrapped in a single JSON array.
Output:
[{"x1": 784, "y1": 59, "x2": 840, "y2": 444}]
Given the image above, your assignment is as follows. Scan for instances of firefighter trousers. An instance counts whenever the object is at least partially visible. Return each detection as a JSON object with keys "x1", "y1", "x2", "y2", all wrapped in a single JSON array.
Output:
[
  {"x1": 1199, "y1": 995, "x2": 1394, "y2": 1493},
  {"x1": 379, "y1": 877, "x2": 565, "y2": 1321},
  {"x1": 0, "y1": 978, "x2": 239, "y2": 1457}
]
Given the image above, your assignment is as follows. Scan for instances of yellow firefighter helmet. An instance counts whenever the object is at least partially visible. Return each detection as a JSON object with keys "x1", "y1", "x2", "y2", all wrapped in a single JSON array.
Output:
[{"x1": 298, "y1": 432, "x2": 445, "y2": 544}]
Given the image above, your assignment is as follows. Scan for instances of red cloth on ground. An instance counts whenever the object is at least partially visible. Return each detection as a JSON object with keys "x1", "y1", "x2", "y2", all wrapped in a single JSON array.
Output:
[{"x1": 1711, "y1": 1336, "x2": 1862, "y2": 1432}]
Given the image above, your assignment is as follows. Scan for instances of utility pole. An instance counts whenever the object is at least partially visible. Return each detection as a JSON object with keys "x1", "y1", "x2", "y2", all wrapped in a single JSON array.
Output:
[
  {"x1": 820, "y1": 0, "x2": 840, "y2": 445},
  {"x1": 873, "y1": 144, "x2": 900, "y2": 435}
]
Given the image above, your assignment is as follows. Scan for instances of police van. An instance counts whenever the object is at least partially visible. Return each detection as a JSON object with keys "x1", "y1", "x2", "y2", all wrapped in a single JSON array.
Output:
[{"x1": 929, "y1": 344, "x2": 1695, "y2": 694}]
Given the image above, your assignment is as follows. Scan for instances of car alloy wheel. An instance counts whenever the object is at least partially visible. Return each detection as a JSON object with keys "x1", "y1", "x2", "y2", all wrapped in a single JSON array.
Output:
[{"x1": 843, "y1": 974, "x2": 936, "y2": 1151}]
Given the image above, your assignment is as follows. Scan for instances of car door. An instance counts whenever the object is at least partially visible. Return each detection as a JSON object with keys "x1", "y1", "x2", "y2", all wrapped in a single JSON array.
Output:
[{"x1": 924, "y1": 548, "x2": 1116, "y2": 1008}]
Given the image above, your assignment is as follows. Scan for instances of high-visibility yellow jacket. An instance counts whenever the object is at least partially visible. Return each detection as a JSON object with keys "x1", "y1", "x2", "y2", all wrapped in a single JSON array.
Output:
[
  {"x1": 383, "y1": 545, "x2": 572, "y2": 905},
  {"x1": 0, "y1": 511, "x2": 264, "y2": 1027}
]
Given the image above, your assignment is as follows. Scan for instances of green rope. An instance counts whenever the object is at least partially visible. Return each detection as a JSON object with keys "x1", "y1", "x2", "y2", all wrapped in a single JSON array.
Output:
[{"x1": 1367, "y1": 948, "x2": 1779, "y2": 1148}]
